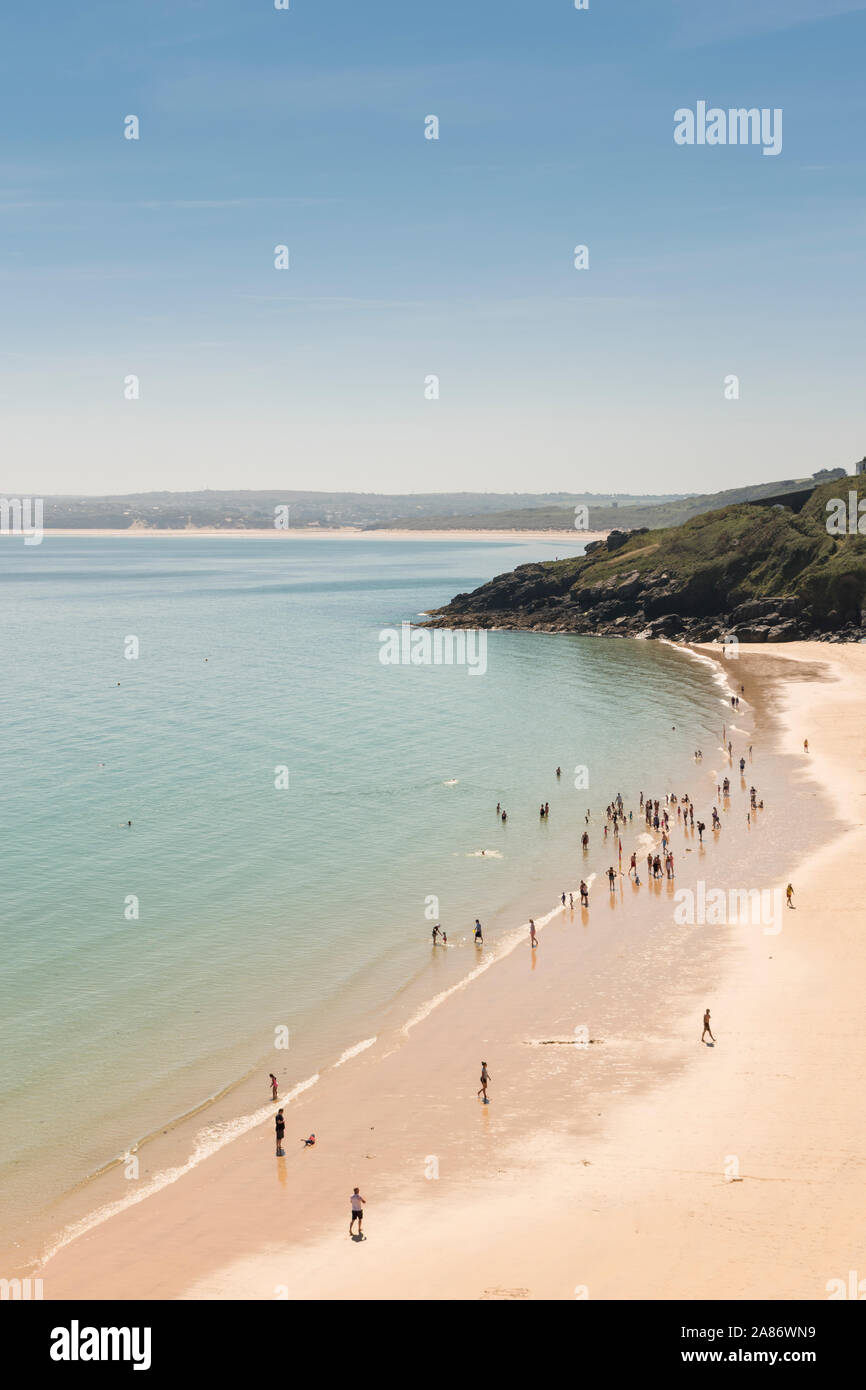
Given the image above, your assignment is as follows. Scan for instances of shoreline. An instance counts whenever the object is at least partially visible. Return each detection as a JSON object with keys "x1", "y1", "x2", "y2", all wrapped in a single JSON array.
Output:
[
  {"x1": 21, "y1": 528, "x2": 606, "y2": 543},
  {"x1": 25, "y1": 640, "x2": 866, "y2": 1300}
]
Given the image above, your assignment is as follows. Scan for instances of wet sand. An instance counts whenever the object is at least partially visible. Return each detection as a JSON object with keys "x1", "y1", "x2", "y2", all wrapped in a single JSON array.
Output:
[{"x1": 28, "y1": 643, "x2": 866, "y2": 1300}]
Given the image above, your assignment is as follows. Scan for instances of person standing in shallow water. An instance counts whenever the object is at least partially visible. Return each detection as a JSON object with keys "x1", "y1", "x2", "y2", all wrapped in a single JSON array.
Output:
[
  {"x1": 529, "y1": 920, "x2": 537, "y2": 947},
  {"x1": 275, "y1": 1108, "x2": 285, "y2": 1156}
]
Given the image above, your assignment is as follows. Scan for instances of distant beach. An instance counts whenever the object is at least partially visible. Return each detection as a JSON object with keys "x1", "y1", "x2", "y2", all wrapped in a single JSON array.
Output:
[{"x1": 36, "y1": 527, "x2": 608, "y2": 543}]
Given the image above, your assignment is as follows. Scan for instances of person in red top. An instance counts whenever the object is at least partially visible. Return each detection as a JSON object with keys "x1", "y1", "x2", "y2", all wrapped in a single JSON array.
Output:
[{"x1": 269, "y1": 1073, "x2": 278, "y2": 1100}]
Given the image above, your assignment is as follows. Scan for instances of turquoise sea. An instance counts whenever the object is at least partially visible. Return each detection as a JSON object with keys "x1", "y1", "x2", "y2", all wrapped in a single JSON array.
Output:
[{"x1": 0, "y1": 535, "x2": 732, "y2": 1254}]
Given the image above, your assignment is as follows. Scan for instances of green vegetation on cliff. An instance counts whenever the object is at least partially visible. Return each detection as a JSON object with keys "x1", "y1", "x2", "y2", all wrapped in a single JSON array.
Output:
[{"x1": 426, "y1": 476, "x2": 866, "y2": 641}]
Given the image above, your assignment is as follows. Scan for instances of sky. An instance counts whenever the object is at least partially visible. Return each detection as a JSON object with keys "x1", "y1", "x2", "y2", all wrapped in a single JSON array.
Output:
[{"x1": 1, "y1": 0, "x2": 865, "y2": 497}]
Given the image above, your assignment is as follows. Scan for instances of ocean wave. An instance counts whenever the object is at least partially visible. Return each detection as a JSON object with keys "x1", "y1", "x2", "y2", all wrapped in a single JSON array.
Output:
[{"x1": 37, "y1": 1072, "x2": 320, "y2": 1272}]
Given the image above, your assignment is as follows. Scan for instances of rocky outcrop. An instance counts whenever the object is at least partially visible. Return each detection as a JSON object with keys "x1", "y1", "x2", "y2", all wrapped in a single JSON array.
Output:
[{"x1": 422, "y1": 500, "x2": 866, "y2": 644}]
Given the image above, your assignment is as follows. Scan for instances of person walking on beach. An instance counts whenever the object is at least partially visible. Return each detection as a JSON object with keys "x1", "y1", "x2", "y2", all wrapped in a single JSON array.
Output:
[
  {"x1": 786, "y1": 883, "x2": 795, "y2": 909},
  {"x1": 431, "y1": 924, "x2": 440, "y2": 945},
  {"x1": 474, "y1": 920, "x2": 483, "y2": 944},
  {"x1": 529, "y1": 920, "x2": 538, "y2": 947},
  {"x1": 275, "y1": 1108, "x2": 285, "y2": 1156},
  {"x1": 477, "y1": 1061, "x2": 491, "y2": 1102},
  {"x1": 701, "y1": 1009, "x2": 715, "y2": 1044},
  {"x1": 696, "y1": 820, "x2": 705, "y2": 843},
  {"x1": 269, "y1": 1073, "x2": 278, "y2": 1101},
  {"x1": 349, "y1": 1188, "x2": 366, "y2": 1236}
]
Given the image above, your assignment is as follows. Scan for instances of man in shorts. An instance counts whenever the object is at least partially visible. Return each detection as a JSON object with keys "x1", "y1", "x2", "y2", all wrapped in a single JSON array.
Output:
[{"x1": 350, "y1": 1188, "x2": 366, "y2": 1236}]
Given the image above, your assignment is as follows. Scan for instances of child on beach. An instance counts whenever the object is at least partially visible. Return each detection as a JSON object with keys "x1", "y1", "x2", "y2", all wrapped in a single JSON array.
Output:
[{"x1": 269, "y1": 1073, "x2": 278, "y2": 1100}]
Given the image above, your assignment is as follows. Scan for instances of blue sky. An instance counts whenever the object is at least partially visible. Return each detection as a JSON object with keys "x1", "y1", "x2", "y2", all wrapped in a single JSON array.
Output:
[{"x1": 1, "y1": 0, "x2": 865, "y2": 496}]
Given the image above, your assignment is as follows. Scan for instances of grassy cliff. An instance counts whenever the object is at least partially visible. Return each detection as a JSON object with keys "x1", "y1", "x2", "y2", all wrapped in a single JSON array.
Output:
[{"x1": 424, "y1": 476, "x2": 866, "y2": 642}]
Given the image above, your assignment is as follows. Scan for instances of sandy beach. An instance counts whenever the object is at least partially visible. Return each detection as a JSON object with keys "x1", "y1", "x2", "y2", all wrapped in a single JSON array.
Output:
[
  {"x1": 35, "y1": 528, "x2": 605, "y2": 543},
  {"x1": 29, "y1": 641, "x2": 866, "y2": 1301}
]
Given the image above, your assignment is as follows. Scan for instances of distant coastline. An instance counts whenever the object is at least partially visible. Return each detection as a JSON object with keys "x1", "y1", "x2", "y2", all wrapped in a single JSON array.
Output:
[{"x1": 32, "y1": 527, "x2": 609, "y2": 543}]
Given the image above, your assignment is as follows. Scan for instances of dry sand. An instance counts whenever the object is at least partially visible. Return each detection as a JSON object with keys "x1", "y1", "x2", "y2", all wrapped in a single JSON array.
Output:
[{"x1": 33, "y1": 643, "x2": 866, "y2": 1301}]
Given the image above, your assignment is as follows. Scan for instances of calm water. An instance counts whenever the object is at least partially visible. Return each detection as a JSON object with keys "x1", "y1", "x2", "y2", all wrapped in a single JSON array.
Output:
[{"x1": 0, "y1": 535, "x2": 728, "y2": 1249}]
